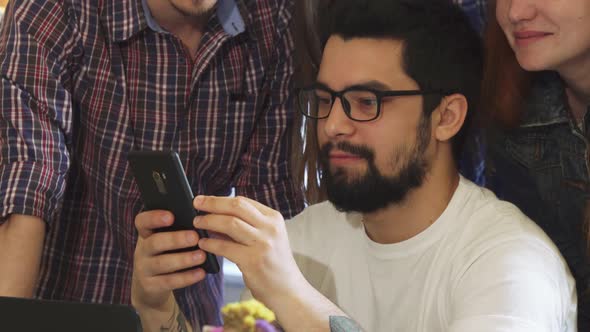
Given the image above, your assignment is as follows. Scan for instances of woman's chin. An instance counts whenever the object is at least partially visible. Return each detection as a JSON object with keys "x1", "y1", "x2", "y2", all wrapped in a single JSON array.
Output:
[{"x1": 515, "y1": 54, "x2": 556, "y2": 73}]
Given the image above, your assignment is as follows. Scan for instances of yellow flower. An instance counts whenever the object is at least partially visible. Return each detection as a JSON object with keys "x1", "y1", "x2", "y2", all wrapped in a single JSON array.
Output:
[{"x1": 222, "y1": 299, "x2": 276, "y2": 332}]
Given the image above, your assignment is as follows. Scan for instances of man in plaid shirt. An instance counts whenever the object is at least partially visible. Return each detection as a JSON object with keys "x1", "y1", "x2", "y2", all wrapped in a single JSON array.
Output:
[{"x1": 0, "y1": 0, "x2": 303, "y2": 328}]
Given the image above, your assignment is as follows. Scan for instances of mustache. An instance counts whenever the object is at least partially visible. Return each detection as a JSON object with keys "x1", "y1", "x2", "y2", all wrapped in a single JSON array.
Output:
[{"x1": 320, "y1": 141, "x2": 374, "y2": 161}]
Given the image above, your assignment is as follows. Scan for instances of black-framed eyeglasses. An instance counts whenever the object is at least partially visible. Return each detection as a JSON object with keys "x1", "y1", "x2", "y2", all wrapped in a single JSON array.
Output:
[{"x1": 296, "y1": 84, "x2": 451, "y2": 122}]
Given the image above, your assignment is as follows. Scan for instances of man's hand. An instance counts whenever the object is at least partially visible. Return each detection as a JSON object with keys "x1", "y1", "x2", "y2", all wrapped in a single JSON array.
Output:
[
  {"x1": 193, "y1": 196, "x2": 306, "y2": 308},
  {"x1": 194, "y1": 196, "x2": 356, "y2": 331},
  {"x1": 131, "y1": 210, "x2": 205, "y2": 332}
]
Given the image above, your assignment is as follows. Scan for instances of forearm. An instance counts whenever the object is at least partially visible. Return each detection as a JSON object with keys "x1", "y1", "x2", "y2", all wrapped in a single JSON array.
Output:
[
  {"x1": 0, "y1": 214, "x2": 45, "y2": 297},
  {"x1": 134, "y1": 295, "x2": 196, "y2": 332},
  {"x1": 267, "y1": 279, "x2": 362, "y2": 332}
]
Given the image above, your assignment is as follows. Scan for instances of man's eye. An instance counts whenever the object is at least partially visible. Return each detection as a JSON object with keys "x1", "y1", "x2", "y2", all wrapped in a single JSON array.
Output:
[{"x1": 358, "y1": 98, "x2": 377, "y2": 106}]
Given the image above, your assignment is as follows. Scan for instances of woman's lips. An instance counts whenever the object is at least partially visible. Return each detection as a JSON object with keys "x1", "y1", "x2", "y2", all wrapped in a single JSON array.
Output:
[{"x1": 513, "y1": 30, "x2": 552, "y2": 47}]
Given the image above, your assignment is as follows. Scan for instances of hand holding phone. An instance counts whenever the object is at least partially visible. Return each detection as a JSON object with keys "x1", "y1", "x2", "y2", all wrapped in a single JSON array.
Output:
[{"x1": 128, "y1": 150, "x2": 220, "y2": 274}]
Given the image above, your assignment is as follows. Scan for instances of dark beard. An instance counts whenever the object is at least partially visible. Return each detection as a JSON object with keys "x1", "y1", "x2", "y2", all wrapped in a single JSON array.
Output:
[{"x1": 320, "y1": 116, "x2": 431, "y2": 213}]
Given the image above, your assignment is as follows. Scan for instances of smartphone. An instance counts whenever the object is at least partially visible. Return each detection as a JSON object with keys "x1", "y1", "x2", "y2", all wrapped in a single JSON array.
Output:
[{"x1": 127, "y1": 150, "x2": 220, "y2": 274}]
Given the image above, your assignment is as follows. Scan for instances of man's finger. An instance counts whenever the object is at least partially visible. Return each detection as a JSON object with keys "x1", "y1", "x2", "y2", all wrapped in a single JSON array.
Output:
[
  {"x1": 194, "y1": 214, "x2": 259, "y2": 246},
  {"x1": 193, "y1": 196, "x2": 268, "y2": 227},
  {"x1": 143, "y1": 230, "x2": 200, "y2": 256},
  {"x1": 143, "y1": 250, "x2": 206, "y2": 276},
  {"x1": 229, "y1": 195, "x2": 278, "y2": 217},
  {"x1": 198, "y1": 237, "x2": 244, "y2": 265},
  {"x1": 146, "y1": 268, "x2": 206, "y2": 292},
  {"x1": 135, "y1": 210, "x2": 174, "y2": 239}
]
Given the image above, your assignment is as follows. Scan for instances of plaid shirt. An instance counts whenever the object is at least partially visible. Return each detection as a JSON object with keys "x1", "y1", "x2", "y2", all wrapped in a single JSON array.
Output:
[{"x1": 0, "y1": 0, "x2": 303, "y2": 327}]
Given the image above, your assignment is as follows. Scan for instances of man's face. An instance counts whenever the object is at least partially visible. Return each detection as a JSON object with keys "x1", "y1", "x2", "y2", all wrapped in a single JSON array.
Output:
[
  {"x1": 168, "y1": 0, "x2": 217, "y2": 17},
  {"x1": 316, "y1": 36, "x2": 432, "y2": 213}
]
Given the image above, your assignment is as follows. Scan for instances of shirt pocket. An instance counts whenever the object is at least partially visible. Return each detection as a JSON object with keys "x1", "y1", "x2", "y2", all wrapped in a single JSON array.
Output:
[
  {"x1": 503, "y1": 132, "x2": 562, "y2": 204},
  {"x1": 504, "y1": 133, "x2": 561, "y2": 170},
  {"x1": 188, "y1": 91, "x2": 265, "y2": 194}
]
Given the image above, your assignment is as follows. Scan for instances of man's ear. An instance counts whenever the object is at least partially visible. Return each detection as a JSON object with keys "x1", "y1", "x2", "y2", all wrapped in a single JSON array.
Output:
[{"x1": 432, "y1": 93, "x2": 468, "y2": 142}]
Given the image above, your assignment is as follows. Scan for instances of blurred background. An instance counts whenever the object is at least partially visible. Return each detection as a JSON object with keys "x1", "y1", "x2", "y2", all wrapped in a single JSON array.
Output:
[{"x1": 0, "y1": 0, "x2": 6, "y2": 22}]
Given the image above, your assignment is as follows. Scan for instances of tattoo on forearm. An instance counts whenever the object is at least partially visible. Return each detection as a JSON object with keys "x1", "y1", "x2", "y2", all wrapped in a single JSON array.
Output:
[
  {"x1": 160, "y1": 302, "x2": 191, "y2": 332},
  {"x1": 329, "y1": 316, "x2": 362, "y2": 332}
]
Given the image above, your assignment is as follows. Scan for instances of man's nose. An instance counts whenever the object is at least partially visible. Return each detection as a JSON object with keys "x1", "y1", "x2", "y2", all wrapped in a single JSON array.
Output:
[{"x1": 320, "y1": 97, "x2": 356, "y2": 139}]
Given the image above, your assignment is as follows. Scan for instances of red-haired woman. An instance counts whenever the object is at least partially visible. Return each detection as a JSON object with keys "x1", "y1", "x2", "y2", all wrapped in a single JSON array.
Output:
[{"x1": 483, "y1": 1, "x2": 590, "y2": 329}]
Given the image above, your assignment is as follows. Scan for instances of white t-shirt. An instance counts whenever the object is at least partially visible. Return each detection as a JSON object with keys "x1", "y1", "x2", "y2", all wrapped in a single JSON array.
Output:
[{"x1": 286, "y1": 177, "x2": 577, "y2": 332}]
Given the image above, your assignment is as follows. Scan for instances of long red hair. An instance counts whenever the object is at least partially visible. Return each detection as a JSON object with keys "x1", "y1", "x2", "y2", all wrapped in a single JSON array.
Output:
[{"x1": 481, "y1": 1, "x2": 532, "y2": 129}]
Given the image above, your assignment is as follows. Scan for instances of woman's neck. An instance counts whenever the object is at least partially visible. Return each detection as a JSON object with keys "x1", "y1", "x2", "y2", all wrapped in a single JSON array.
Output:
[
  {"x1": 565, "y1": 87, "x2": 590, "y2": 124},
  {"x1": 558, "y1": 55, "x2": 590, "y2": 123}
]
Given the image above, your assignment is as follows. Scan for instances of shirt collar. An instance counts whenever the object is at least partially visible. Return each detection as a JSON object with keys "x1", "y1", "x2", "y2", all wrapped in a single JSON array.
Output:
[
  {"x1": 140, "y1": 0, "x2": 167, "y2": 34},
  {"x1": 216, "y1": 0, "x2": 247, "y2": 36},
  {"x1": 101, "y1": 0, "x2": 248, "y2": 42},
  {"x1": 519, "y1": 71, "x2": 571, "y2": 128}
]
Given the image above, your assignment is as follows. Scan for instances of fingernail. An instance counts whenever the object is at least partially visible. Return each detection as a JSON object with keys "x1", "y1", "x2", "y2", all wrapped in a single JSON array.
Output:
[
  {"x1": 193, "y1": 252, "x2": 203, "y2": 262},
  {"x1": 162, "y1": 214, "x2": 173, "y2": 224},
  {"x1": 193, "y1": 216, "x2": 200, "y2": 225},
  {"x1": 194, "y1": 195, "x2": 205, "y2": 206},
  {"x1": 186, "y1": 232, "x2": 197, "y2": 244},
  {"x1": 194, "y1": 270, "x2": 204, "y2": 280}
]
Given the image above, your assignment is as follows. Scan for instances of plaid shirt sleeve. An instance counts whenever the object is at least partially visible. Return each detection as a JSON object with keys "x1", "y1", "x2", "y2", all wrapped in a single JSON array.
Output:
[
  {"x1": 234, "y1": 0, "x2": 304, "y2": 219},
  {"x1": 0, "y1": 0, "x2": 78, "y2": 224}
]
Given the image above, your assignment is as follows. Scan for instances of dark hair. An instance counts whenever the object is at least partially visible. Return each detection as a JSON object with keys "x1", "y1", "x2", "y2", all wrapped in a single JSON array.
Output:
[{"x1": 319, "y1": 0, "x2": 483, "y2": 161}]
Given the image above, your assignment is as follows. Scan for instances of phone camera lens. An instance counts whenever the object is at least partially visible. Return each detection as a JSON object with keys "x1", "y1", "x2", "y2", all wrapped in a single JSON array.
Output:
[
  {"x1": 152, "y1": 171, "x2": 161, "y2": 181},
  {"x1": 152, "y1": 171, "x2": 168, "y2": 194}
]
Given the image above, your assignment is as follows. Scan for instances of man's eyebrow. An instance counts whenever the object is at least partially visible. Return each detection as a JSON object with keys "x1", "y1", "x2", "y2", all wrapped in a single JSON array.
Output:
[
  {"x1": 314, "y1": 81, "x2": 331, "y2": 90},
  {"x1": 348, "y1": 80, "x2": 392, "y2": 91},
  {"x1": 315, "y1": 80, "x2": 393, "y2": 91}
]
